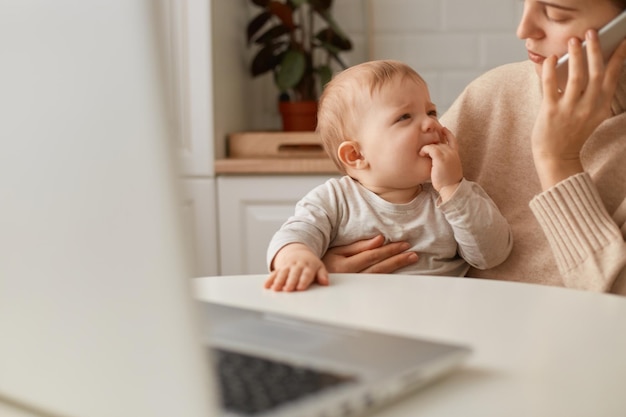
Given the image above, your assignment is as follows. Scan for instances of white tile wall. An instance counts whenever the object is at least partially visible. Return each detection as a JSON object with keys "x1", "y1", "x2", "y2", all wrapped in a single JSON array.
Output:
[
  {"x1": 233, "y1": 0, "x2": 528, "y2": 132},
  {"x1": 354, "y1": 0, "x2": 527, "y2": 110}
]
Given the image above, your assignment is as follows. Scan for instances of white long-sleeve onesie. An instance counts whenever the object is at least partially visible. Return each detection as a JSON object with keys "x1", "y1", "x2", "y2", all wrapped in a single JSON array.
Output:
[{"x1": 267, "y1": 176, "x2": 512, "y2": 277}]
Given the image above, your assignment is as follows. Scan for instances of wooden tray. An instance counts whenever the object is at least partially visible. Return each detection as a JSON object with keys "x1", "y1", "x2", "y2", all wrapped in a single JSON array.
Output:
[{"x1": 228, "y1": 131, "x2": 327, "y2": 159}]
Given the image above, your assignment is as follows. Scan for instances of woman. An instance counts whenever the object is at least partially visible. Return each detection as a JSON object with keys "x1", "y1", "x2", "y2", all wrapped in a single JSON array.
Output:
[{"x1": 322, "y1": 0, "x2": 626, "y2": 294}]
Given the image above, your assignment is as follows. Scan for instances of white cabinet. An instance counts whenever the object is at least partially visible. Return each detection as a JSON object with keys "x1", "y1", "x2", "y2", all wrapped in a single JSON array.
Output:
[{"x1": 217, "y1": 175, "x2": 336, "y2": 275}]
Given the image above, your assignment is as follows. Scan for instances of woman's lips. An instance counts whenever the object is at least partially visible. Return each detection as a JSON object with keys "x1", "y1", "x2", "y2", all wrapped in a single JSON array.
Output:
[{"x1": 527, "y1": 50, "x2": 545, "y2": 64}]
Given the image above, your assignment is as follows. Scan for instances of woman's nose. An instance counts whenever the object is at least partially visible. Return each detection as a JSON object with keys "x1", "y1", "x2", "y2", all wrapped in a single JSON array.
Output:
[{"x1": 516, "y1": 5, "x2": 543, "y2": 40}]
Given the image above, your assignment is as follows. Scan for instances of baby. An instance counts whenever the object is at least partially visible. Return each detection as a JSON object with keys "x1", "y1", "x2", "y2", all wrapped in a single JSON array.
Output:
[{"x1": 265, "y1": 60, "x2": 512, "y2": 291}]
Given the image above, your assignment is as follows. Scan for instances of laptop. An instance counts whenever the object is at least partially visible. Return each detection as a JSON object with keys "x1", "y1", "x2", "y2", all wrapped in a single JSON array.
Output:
[
  {"x1": 0, "y1": 1, "x2": 470, "y2": 417},
  {"x1": 204, "y1": 301, "x2": 469, "y2": 417}
]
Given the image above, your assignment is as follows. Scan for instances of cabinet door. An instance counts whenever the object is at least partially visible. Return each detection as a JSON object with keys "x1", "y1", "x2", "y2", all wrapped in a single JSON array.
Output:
[
  {"x1": 217, "y1": 175, "x2": 335, "y2": 275},
  {"x1": 181, "y1": 178, "x2": 219, "y2": 277}
]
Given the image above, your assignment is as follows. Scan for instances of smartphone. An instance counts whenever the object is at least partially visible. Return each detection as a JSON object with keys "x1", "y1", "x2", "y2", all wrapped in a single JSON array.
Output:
[{"x1": 555, "y1": 10, "x2": 626, "y2": 91}]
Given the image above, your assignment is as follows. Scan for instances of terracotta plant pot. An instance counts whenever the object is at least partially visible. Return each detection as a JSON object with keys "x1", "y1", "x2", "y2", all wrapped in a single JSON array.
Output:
[{"x1": 278, "y1": 100, "x2": 318, "y2": 132}]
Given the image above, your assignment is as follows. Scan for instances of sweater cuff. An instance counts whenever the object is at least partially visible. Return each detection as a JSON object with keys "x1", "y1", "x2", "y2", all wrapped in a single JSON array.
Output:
[{"x1": 529, "y1": 173, "x2": 620, "y2": 274}]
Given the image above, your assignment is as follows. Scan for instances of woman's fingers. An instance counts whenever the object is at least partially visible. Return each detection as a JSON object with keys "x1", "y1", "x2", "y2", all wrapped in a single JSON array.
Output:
[
  {"x1": 359, "y1": 251, "x2": 419, "y2": 273},
  {"x1": 585, "y1": 29, "x2": 605, "y2": 98},
  {"x1": 326, "y1": 234, "x2": 386, "y2": 257},
  {"x1": 322, "y1": 239, "x2": 415, "y2": 273},
  {"x1": 563, "y1": 29, "x2": 625, "y2": 104},
  {"x1": 564, "y1": 36, "x2": 586, "y2": 98},
  {"x1": 343, "y1": 242, "x2": 413, "y2": 272},
  {"x1": 541, "y1": 55, "x2": 560, "y2": 101}
]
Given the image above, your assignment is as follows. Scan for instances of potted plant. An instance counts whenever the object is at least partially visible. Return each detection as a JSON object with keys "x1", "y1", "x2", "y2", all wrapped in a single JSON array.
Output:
[{"x1": 246, "y1": 0, "x2": 353, "y2": 131}]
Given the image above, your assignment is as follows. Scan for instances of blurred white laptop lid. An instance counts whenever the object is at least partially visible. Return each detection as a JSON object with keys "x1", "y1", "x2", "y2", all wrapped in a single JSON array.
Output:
[
  {"x1": 0, "y1": 2, "x2": 470, "y2": 417},
  {"x1": 0, "y1": 1, "x2": 217, "y2": 416}
]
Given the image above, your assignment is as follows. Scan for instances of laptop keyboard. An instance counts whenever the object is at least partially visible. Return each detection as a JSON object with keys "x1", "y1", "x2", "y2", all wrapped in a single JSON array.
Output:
[{"x1": 213, "y1": 348, "x2": 355, "y2": 415}]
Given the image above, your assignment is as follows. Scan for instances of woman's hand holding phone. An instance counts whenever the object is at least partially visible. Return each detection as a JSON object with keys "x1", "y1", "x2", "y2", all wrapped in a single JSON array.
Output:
[{"x1": 532, "y1": 28, "x2": 626, "y2": 190}]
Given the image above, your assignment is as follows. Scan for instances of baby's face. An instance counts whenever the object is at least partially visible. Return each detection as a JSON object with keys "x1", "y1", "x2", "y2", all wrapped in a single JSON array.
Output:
[{"x1": 354, "y1": 76, "x2": 444, "y2": 191}]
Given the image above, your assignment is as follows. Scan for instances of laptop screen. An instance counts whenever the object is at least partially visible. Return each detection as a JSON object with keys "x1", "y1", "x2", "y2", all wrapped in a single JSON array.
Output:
[{"x1": 0, "y1": 1, "x2": 218, "y2": 416}]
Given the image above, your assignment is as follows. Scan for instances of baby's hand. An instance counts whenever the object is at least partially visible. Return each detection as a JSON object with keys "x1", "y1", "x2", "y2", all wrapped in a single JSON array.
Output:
[
  {"x1": 264, "y1": 243, "x2": 329, "y2": 292},
  {"x1": 420, "y1": 127, "x2": 463, "y2": 201}
]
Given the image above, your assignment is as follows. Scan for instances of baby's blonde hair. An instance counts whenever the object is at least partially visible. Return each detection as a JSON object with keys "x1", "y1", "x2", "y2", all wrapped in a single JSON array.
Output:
[{"x1": 316, "y1": 60, "x2": 426, "y2": 174}]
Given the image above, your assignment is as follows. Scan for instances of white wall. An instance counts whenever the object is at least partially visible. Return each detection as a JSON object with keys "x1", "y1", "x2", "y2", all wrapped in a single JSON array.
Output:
[
  {"x1": 211, "y1": 0, "x2": 251, "y2": 160},
  {"x1": 213, "y1": 0, "x2": 528, "y2": 146},
  {"x1": 362, "y1": 0, "x2": 526, "y2": 111}
]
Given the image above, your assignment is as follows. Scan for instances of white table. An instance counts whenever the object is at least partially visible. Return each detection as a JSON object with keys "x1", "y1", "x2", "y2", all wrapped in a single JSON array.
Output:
[{"x1": 194, "y1": 274, "x2": 626, "y2": 417}]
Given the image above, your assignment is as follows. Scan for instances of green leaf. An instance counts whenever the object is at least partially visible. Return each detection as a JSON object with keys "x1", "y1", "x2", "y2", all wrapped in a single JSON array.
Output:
[
  {"x1": 276, "y1": 50, "x2": 306, "y2": 91},
  {"x1": 250, "y1": 43, "x2": 285, "y2": 76}
]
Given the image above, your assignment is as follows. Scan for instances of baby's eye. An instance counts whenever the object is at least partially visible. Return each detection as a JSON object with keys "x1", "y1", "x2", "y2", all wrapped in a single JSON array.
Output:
[
  {"x1": 428, "y1": 110, "x2": 438, "y2": 118},
  {"x1": 397, "y1": 113, "x2": 411, "y2": 122}
]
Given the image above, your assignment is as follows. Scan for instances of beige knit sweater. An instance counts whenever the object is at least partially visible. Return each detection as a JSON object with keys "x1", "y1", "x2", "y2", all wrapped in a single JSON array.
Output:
[{"x1": 441, "y1": 60, "x2": 626, "y2": 295}]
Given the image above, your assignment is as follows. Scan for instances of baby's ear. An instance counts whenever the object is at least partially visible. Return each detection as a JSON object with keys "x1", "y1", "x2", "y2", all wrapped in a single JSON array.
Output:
[{"x1": 338, "y1": 141, "x2": 368, "y2": 170}]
